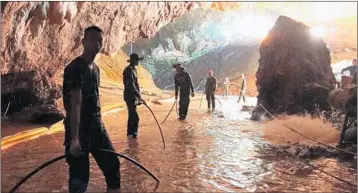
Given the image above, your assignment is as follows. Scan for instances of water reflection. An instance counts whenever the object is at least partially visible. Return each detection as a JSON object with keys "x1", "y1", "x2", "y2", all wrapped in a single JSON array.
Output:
[{"x1": 1, "y1": 97, "x2": 356, "y2": 192}]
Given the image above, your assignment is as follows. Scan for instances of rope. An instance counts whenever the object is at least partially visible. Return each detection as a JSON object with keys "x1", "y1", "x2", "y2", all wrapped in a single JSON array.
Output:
[
  {"x1": 8, "y1": 149, "x2": 160, "y2": 193},
  {"x1": 161, "y1": 100, "x2": 176, "y2": 124},
  {"x1": 266, "y1": 140, "x2": 357, "y2": 189},
  {"x1": 143, "y1": 103, "x2": 166, "y2": 148},
  {"x1": 258, "y1": 104, "x2": 357, "y2": 156},
  {"x1": 283, "y1": 124, "x2": 357, "y2": 156}
]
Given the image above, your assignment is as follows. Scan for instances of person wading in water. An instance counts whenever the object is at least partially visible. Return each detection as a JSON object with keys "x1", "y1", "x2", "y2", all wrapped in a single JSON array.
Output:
[
  {"x1": 173, "y1": 64, "x2": 195, "y2": 120},
  {"x1": 62, "y1": 26, "x2": 120, "y2": 193},
  {"x1": 237, "y1": 74, "x2": 247, "y2": 104},
  {"x1": 123, "y1": 53, "x2": 146, "y2": 138},
  {"x1": 205, "y1": 69, "x2": 217, "y2": 111},
  {"x1": 223, "y1": 77, "x2": 230, "y2": 98}
]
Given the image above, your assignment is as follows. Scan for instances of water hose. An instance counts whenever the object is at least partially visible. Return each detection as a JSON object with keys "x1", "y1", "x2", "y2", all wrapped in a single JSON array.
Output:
[
  {"x1": 199, "y1": 92, "x2": 205, "y2": 108},
  {"x1": 8, "y1": 149, "x2": 160, "y2": 193},
  {"x1": 143, "y1": 103, "x2": 166, "y2": 148},
  {"x1": 161, "y1": 100, "x2": 176, "y2": 124}
]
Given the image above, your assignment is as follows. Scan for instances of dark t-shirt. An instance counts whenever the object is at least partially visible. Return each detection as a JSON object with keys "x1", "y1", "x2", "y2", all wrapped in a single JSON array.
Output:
[
  {"x1": 62, "y1": 57, "x2": 102, "y2": 146},
  {"x1": 123, "y1": 65, "x2": 140, "y2": 102},
  {"x1": 174, "y1": 71, "x2": 194, "y2": 97},
  {"x1": 205, "y1": 76, "x2": 217, "y2": 92}
]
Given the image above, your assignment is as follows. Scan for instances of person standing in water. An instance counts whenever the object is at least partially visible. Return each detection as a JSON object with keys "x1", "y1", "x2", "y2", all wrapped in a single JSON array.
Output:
[
  {"x1": 205, "y1": 69, "x2": 217, "y2": 110},
  {"x1": 123, "y1": 53, "x2": 146, "y2": 138},
  {"x1": 174, "y1": 63, "x2": 195, "y2": 120},
  {"x1": 237, "y1": 74, "x2": 247, "y2": 104},
  {"x1": 62, "y1": 26, "x2": 121, "y2": 193},
  {"x1": 223, "y1": 77, "x2": 230, "y2": 98}
]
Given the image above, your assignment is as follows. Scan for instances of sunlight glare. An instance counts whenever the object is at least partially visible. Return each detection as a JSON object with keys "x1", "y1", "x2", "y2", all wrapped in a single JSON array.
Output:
[{"x1": 310, "y1": 26, "x2": 325, "y2": 38}]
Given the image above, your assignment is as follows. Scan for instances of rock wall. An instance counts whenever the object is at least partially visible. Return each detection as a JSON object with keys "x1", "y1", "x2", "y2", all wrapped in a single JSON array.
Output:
[
  {"x1": 255, "y1": 16, "x2": 336, "y2": 115},
  {"x1": 1, "y1": 2, "x2": 201, "y2": 114}
]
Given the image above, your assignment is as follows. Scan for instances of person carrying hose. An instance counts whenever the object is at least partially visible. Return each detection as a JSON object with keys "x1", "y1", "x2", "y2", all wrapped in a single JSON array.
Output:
[
  {"x1": 123, "y1": 53, "x2": 146, "y2": 138},
  {"x1": 205, "y1": 69, "x2": 217, "y2": 111},
  {"x1": 173, "y1": 64, "x2": 195, "y2": 120},
  {"x1": 62, "y1": 26, "x2": 120, "y2": 193},
  {"x1": 237, "y1": 74, "x2": 247, "y2": 104}
]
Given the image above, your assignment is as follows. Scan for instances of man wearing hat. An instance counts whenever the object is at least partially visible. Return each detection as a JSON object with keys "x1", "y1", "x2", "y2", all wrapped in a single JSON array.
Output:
[
  {"x1": 205, "y1": 69, "x2": 217, "y2": 110},
  {"x1": 123, "y1": 53, "x2": 146, "y2": 138},
  {"x1": 173, "y1": 63, "x2": 195, "y2": 120}
]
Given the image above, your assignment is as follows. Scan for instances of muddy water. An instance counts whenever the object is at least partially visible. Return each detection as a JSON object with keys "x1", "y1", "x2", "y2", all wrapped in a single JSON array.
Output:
[{"x1": 1, "y1": 97, "x2": 356, "y2": 192}]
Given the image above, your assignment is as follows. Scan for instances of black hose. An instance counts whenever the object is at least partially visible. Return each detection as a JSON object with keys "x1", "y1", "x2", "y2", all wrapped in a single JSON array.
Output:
[
  {"x1": 8, "y1": 149, "x2": 160, "y2": 193},
  {"x1": 161, "y1": 100, "x2": 176, "y2": 124},
  {"x1": 199, "y1": 93, "x2": 204, "y2": 109},
  {"x1": 143, "y1": 103, "x2": 166, "y2": 148}
]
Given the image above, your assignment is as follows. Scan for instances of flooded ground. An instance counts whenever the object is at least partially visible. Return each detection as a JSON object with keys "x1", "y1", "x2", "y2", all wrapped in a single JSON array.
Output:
[{"x1": 1, "y1": 96, "x2": 356, "y2": 192}]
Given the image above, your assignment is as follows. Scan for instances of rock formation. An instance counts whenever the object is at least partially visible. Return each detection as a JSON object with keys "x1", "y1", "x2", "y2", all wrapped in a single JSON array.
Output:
[
  {"x1": 254, "y1": 16, "x2": 336, "y2": 116},
  {"x1": 1, "y1": 2, "x2": 201, "y2": 115}
]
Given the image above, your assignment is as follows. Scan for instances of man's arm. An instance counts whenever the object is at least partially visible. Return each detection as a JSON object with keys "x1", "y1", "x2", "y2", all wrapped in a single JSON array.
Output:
[
  {"x1": 188, "y1": 73, "x2": 194, "y2": 93},
  {"x1": 174, "y1": 75, "x2": 179, "y2": 98},
  {"x1": 204, "y1": 78, "x2": 208, "y2": 93},
  {"x1": 70, "y1": 89, "x2": 81, "y2": 141},
  {"x1": 63, "y1": 64, "x2": 83, "y2": 145},
  {"x1": 131, "y1": 70, "x2": 141, "y2": 98},
  {"x1": 124, "y1": 68, "x2": 140, "y2": 98},
  {"x1": 341, "y1": 66, "x2": 351, "y2": 74},
  {"x1": 214, "y1": 77, "x2": 217, "y2": 91}
]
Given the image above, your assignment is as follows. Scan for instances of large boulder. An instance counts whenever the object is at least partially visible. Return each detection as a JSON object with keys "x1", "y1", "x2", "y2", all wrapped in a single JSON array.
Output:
[{"x1": 255, "y1": 16, "x2": 336, "y2": 115}]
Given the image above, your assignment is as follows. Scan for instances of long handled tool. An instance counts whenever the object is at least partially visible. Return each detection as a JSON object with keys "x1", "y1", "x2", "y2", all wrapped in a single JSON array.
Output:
[
  {"x1": 161, "y1": 100, "x2": 176, "y2": 124},
  {"x1": 143, "y1": 102, "x2": 166, "y2": 148},
  {"x1": 9, "y1": 149, "x2": 160, "y2": 193},
  {"x1": 215, "y1": 95, "x2": 222, "y2": 106},
  {"x1": 175, "y1": 100, "x2": 178, "y2": 116}
]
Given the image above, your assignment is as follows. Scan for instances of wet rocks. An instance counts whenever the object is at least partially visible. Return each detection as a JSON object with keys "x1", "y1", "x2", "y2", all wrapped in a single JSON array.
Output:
[
  {"x1": 241, "y1": 105, "x2": 254, "y2": 111},
  {"x1": 255, "y1": 16, "x2": 336, "y2": 116},
  {"x1": 277, "y1": 143, "x2": 356, "y2": 159},
  {"x1": 1, "y1": 70, "x2": 61, "y2": 115}
]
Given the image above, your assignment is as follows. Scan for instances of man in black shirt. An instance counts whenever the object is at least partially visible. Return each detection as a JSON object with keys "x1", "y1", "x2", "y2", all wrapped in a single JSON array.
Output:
[
  {"x1": 205, "y1": 69, "x2": 217, "y2": 110},
  {"x1": 123, "y1": 53, "x2": 145, "y2": 138},
  {"x1": 173, "y1": 64, "x2": 195, "y2": 120},
  {"x1": 62, "y1": 26, "x2": 120, "y2": 193}
]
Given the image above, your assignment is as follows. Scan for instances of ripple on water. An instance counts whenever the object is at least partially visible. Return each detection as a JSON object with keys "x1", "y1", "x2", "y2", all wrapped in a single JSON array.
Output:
[{"x1": 1, "y1": 98, "x2": 356, "y2": 192}]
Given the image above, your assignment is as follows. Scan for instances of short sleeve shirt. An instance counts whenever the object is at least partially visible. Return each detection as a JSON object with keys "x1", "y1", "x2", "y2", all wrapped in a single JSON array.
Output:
[{"x1": 62, "y1": 57, "x2": 102, "y2": 145}]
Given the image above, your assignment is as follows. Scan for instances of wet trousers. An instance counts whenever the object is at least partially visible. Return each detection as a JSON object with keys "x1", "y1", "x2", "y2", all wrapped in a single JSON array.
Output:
[
  {"x1": 65, "y1": 129, "x2": 120, "y2": 193},
  {"x1": 179, "y1": 93, "x2": 190, "y2": 119},
  {"x1": 206, "y1": 91, "x2": 215, "y2": 109},
  {"x1": 224, "y1": 86, "x2": 229, "y2": 97},
  {"x1": 126, "y1": 101, "x2": 139, "y2": 136}
]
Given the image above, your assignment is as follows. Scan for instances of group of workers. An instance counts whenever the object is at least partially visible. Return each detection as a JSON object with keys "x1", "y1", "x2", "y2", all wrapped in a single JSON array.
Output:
[{"x1": 61, "y1": 26, "x2": 248, "y2": 193}]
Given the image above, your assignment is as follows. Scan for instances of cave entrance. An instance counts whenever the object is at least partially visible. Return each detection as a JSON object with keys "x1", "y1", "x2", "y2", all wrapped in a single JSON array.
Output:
[{"x1": 121, "y1": 8, "x2": 279, "y2": 97}]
